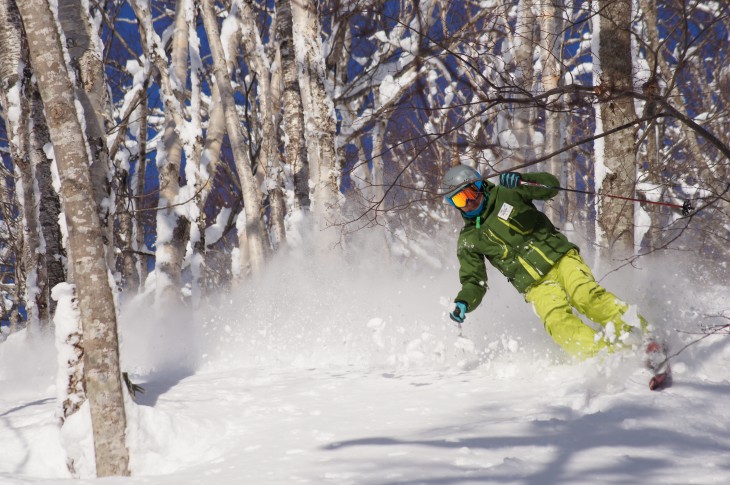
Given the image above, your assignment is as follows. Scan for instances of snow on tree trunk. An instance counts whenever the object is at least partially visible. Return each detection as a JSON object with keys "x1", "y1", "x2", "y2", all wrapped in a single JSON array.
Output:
[
  {"x1": 593, "y1": 0, "x2": 638, "y2": 258},
  {"x1": 109, "y1": 84, "x2": 147, "y2": 294},
  {"x1": 290, "y1": 0, "x2": 341, "y2": 230},
  {"x1": 201, "y1": 0, "x2": 267, "y2": 277},
  {"x1": 189, "y1": 73, "x2": 228, "y2": 297},
  {"x1": 52, "y1": 281, "x2": 85, "y2": 424},
  {"x1": 236, "y1": 0, "x2": 287, "y2": 250},
  {"x1": 155, "y1": 0, "x2": 192, "y2": 300},
  {"x1": 17, "y1": 0, "x2": 129, "y2": 476},
  {"x1": 276, "y1": 0, "x2": 310, "y2": 216}
]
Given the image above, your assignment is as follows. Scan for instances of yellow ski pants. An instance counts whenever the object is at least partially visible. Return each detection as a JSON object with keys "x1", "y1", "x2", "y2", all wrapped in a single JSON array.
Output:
[{"x1": 525, "y1": 249, "x2": 645, "y2": 358}]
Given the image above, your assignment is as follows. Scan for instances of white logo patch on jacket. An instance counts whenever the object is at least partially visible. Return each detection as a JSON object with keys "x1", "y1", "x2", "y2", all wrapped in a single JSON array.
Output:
[{"x1": 497, "y1": 202, "x2": 514, "y2": 220}]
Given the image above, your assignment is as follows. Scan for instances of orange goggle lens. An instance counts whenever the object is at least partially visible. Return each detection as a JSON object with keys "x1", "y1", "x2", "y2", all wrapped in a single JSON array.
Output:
[{"x1": 450, "y1": 185, "x2": 480, "y2": 208}]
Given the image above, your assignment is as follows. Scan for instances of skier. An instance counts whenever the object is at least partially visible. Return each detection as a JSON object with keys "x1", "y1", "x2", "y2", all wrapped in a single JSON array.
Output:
[{"x1": 442, "y1": 164, "x2": 667, "y2": 375}]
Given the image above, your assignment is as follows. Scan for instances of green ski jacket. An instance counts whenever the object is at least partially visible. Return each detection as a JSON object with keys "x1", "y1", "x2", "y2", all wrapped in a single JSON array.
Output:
[{"x1": 455, "y1": 172, "x2": 578, "y2": 311}]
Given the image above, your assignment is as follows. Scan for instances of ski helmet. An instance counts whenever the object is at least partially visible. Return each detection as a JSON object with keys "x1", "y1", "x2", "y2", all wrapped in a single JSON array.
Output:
[{"x1": 441, "y1": 164, "x2": 483, "y2": 198}]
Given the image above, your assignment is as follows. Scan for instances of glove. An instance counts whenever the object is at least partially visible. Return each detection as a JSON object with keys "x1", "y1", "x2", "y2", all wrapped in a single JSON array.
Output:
[
  {"x1": 499, "y1": 172, "x2": 522, "y2": 189},
  {"x1": 449, "y1": 301, "x2": 468, "y2": 323}
]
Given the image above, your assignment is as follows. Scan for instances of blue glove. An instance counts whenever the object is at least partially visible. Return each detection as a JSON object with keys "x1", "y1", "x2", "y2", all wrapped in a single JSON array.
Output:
[
  {"x1": 449, "y1": 301, "x2": 468, "y2": 323},
  {"x1": 499, "y1": 172, "x2": 522, "y2": 189}
]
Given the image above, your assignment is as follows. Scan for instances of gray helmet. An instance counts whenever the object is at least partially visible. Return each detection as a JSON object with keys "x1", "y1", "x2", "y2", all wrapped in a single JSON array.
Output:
[{"x1": 441, "y1": 164, "x2": 482, "y2": 198}]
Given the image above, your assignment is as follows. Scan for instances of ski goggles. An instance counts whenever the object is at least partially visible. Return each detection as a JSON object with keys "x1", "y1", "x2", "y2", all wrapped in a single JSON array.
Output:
[{"x1": 449, "y1": 183, "x2": 482, "y2": 208}]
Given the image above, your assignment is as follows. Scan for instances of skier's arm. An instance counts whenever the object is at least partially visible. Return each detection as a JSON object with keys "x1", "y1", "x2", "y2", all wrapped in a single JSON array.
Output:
[{"x1": 455, "y1": 240, "x2": 488, "y2": 312}]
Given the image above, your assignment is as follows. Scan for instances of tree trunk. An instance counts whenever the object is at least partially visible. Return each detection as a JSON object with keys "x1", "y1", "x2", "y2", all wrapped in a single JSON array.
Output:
[
  {"x1": 512, "y1": 0, "x2": 537, "y2": 165},
  {"x1": 201, "y1": 0, "x2": 267, "y2": 276},
  {"x1": 237, "y1": 1, "x2": 287, "y2": 249},
  {"x1": 276, "y1": 0, "x2": 310, "y2": 214},
  {"x1": 17, "y1": 0, "x2": 129, "y2": 476},
  {"x1": 57, "y1": 0, "x2": 114, "y2": 270},
  {"x1": 594, "y1": 0, "x2": 637, "y2": 258},
  {"x1": 538, "y1": 0, "x2": 567, "y2": 224},
  {"x1": 109, "y1": 86, "x2": 146, "y2": 294},
  {"x1": 0, "y1": 161, "x2": 22, "y2": 333},
  {"x1": 0, "y1": 0, "x2": 57, "y2": 331},
  {"x1": 195, "y1": 81, "x2": 226, "y2": 295},
  {"x1": 290, "y1": 0, "x2": 340, "y2": 229},
  {"x1": 155, "y1": 0, "x2": 192, "y2": 299},
  {"x1": 134, "y1": 90, "x2": 150, "y2": 289},
  {"x1": 30, "y1": 81, "x2": 66, "y2": 316}
]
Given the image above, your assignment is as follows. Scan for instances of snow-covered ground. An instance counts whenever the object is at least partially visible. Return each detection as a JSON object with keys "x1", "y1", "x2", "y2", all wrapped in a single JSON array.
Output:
[{"x1": 1, "y1": 237, "x2": 729, "y2": 484}]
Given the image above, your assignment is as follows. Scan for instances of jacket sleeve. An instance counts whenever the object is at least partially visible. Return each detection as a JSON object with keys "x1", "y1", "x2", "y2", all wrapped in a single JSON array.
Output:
[
  {"x1": 455, "y1": 235, "x2": 488, "y2": 311},
  {"x1": 517, "y1": 172, "x2": 560, "y2": 201}
]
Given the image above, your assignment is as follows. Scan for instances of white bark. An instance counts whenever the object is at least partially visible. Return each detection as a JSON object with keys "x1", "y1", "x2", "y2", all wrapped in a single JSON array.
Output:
[
  {"x1": 17, "y1": 0, "x2": 129, "y2": 476},
  {"x1": 130, "y1": 0, "x2": 196, "y2": 297},
  {"x1": 57, "y1": 0, "x2": 114, "y2": 270},
  {"x1": 538, "y1": 0, "x2": 567, "y2": 223},
  {"x1": 133, "y1": 89, "x2": 149, "y2": 290},
  {"x1": 276, "y1": 0, "x2": 309, "y2": 214},
  {"x1": 193, "y1": 81, "x2": 225, "y2": 294},
  {"x1": 512, "y1": 0, "x2": 537, "y2": 164},
  {"x1": 0, "y1": 0, "x2": 41, "y2": 330},
  {"x1": 236, "y1": 0, "x2": 287, "y2": 249},
  {"x1": 157, "y1": 0, "x2": 191, "y2": 299},
  {"x1": 290, "y1": 0, "x2": 341, "y2": 229},
  {"x1": 201, "y1": 0, "x2": 267, "y2": 276}
]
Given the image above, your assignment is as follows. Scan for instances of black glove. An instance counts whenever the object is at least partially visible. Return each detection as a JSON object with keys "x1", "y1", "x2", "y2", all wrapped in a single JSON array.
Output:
[
  {"x1": 499, "y1": 172, "x2": 522, "y2": 189},
  {"x1": 449, "y1": 301, "x2": 468, "y2": 323}
]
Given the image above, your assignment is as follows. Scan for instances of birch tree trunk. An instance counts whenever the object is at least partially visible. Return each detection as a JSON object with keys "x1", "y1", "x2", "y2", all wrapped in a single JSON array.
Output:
[
  {"x1": 539, "y1": 2, "x2": 569, "y2": 223},
  {"x1": 201, "y1": 0, "x2": 267, "y2": 276},
  {"x1": 30, "y1": 83, "x2": 65, "y2": 319},
  {"x1": 155, "y1": 0, "x2": 192, "y2": 299},
  {"x1": 276, "y1": 0, "x2": 310, "y2": 214},
  {"x1": 512, "y1": 0, "x2": 537, "y2": 164},
  {"x1": 108, "y1": 81, "x2": 147, "y2": 293},
  {"x1": 0, "y1": 0, "x2": 52, "y2": 331},
  {"x1": 290, "y1": 0, "x2": 340, "y2": 229},
  {"x1": 538, "y1": 0, "x2": 567, "y2": 223},
  {"x1": 0, "y1": 163, "x2": 22, "y2": 331},
  {"x1": 17, "y1": 0, "x2": 129, "y2": 476},
  {"x1": 134, "y1": 90, "x2": 150, "y2": 290},
  {"x1": 237, "y1": 1, "x2": 287, "y2": 249},
  {"x1": 636, "y1": 0, "x2": 665, "y2": 251},
  {"x1": 194, "y1": 82, "x2": 225, "y2": 293},
  {"x1": 594, "y1": 0, "x2": 637, "y2": 258},
  {"x1": 57, "y1": 0, "x2": 114, "y2": 270}
]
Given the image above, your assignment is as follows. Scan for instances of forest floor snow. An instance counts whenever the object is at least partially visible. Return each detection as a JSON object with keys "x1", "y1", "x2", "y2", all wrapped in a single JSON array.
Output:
[{"x1": 2, "y1": 245, "x2": 730, "y2": 484}]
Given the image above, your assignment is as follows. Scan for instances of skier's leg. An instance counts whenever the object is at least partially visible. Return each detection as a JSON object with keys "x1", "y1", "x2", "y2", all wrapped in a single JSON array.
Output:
[
  {"x1": 555, "y1": 249, "x2": 647, "y2": 345},
  {"x1": 525, "y1": 276, "x2": 607, "y2": 358}
]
